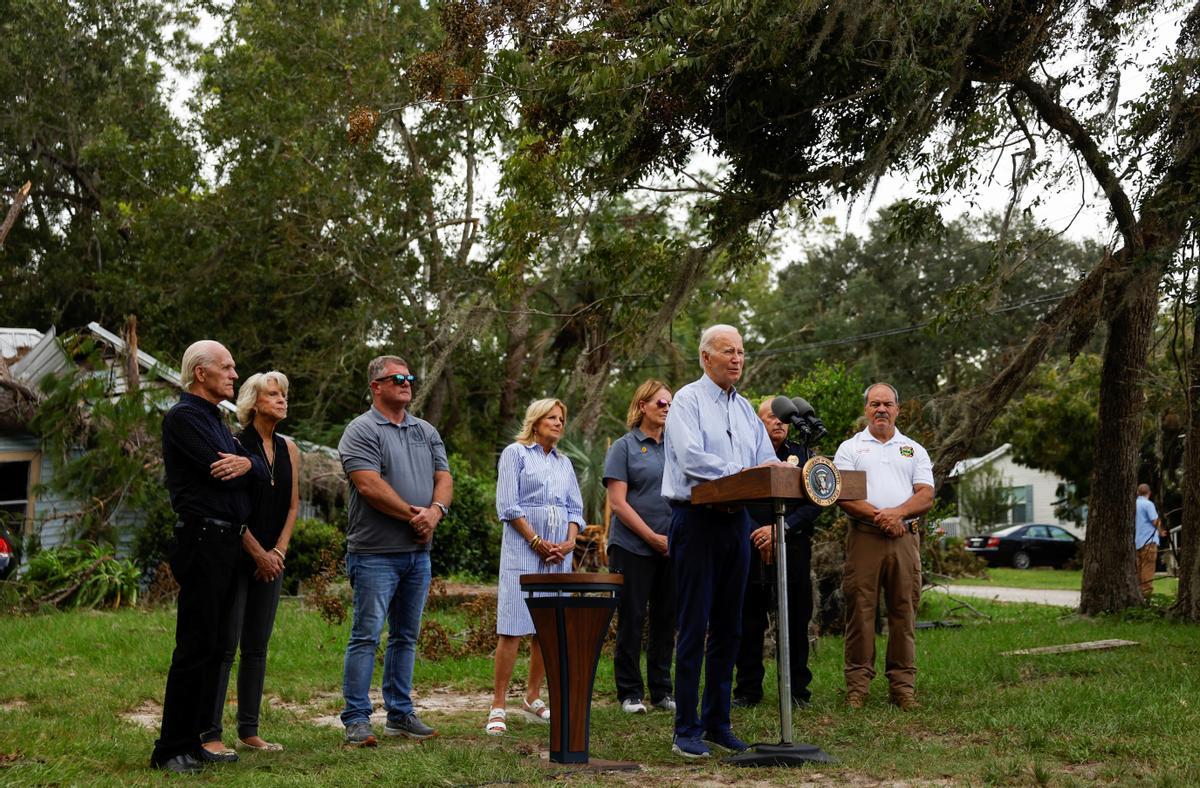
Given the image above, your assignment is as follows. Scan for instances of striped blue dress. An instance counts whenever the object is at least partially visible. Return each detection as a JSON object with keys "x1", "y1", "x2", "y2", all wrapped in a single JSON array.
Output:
[{"x1": 495, "y1": 441, "x2": 586, "y2": 636}]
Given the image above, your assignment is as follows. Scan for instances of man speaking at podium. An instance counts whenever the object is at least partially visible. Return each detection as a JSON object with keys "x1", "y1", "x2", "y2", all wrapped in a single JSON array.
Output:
[
  {"x1": 833, "y1": 383, "x2": 933, "y2": 711},
  {"x1": 662, "y1": 324, "x2": 780, "y2": 759}
]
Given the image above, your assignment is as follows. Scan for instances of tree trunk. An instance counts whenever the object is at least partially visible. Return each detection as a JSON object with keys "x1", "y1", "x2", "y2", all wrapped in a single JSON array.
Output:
[
  {"x1": 1171, "y1": 291, "x2": 1200, "y2": 619},
  {"x1": 1078, "y1": 265, "x2": 1159, "y2": 614},
  {"x1": 498, "y1": 292, "x2": 531, "y2": 450}
]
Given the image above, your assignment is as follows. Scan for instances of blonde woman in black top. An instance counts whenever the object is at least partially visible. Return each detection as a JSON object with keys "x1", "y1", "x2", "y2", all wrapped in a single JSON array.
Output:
[{"x1": 201, "y1": 370, "x2": 299, "y2": 756}]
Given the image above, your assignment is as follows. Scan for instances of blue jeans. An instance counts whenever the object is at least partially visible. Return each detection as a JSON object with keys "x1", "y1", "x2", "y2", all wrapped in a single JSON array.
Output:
[{"x1": 341, "y1": 551, "x2": 431, "y2": 726}]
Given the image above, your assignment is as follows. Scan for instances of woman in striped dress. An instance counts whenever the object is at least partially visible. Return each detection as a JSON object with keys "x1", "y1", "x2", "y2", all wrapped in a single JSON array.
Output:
[{"x1": 486, "y1": 398, "x2": 584, "y2": 735}]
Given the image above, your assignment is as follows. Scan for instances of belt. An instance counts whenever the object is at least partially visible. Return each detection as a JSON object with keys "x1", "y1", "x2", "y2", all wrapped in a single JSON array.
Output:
[
  {"x1": 178, "y1": 516, "x2": 247, "y2": 537},
  {"x1": 670, "y1": 500, "x2": 744, "y2": 515}
]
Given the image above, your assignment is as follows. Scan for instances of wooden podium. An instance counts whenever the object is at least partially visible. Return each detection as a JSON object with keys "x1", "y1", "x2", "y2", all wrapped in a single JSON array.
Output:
[
  {"x1": 521, "y1": 572, "x2": 626, "y2": 767},
  {"x1": 691, "y1": 462, "x2": 865, "y2": 767}
]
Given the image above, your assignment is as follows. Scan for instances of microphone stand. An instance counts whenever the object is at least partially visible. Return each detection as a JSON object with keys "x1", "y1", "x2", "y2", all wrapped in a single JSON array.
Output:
[{"x1": 727, "y1": 432, "x2": 836, "y2": 767}]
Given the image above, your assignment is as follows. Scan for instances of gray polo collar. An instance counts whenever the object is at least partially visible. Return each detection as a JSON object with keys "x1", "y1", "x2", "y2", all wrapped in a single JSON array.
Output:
[
  {"x1": 632, "y1": 427, "x2": 662, "y2": 444},
  {"x1": 369, "y1": 405, "x2": 412, "y2": 427}
]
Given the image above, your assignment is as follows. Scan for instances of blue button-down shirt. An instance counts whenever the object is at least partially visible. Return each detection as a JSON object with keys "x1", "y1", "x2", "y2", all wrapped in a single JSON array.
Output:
[
  {"x1": 661, "y1": 374, "x2": 775, "y2": 502},
  {"x1": 1135, "y1": 496, "x2": 1160, "y2": 549}
]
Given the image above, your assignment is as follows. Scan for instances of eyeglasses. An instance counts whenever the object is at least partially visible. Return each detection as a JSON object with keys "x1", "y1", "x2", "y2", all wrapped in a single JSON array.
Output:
[
  {"x1": 375, "y1": 373, "x2": 417, "y2": 386},
  {"x1": 651, "y1": 398, "x2": 671, "y2": 408}
]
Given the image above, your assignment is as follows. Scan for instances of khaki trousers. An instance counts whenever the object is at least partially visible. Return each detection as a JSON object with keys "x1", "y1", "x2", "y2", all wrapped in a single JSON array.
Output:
[
  {"x1": 1137, "y1": 543, "x2": 1158, "y2": 596},
  {"x1": 842, "y1": 525, "x2": 921, "y2": 696}
]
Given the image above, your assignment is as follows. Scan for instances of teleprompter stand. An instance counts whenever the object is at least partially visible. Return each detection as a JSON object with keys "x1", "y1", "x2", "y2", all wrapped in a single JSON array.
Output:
[{"x1": 691, "y1": 464, "x2": 865, "y2": 767}]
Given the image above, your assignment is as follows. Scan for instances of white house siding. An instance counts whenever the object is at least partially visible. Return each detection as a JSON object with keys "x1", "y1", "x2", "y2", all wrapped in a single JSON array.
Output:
[{"x1": 959, "y1": 450, "x2": 1084, "y2": 540}]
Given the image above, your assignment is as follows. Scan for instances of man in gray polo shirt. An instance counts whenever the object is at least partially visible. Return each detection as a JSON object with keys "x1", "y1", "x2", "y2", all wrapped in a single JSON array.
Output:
[{"x1": 338, "y1": 354, "x2": 453, "y2": 746}]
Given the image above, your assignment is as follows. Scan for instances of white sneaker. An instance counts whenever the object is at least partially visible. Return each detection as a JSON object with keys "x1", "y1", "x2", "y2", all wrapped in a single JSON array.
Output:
[
  {"x1": 652, "y1": 696, "x2": 676, "y2": 712},
  {"x1": 621, "y1": 698, "x2": 647, "y2": 714}
]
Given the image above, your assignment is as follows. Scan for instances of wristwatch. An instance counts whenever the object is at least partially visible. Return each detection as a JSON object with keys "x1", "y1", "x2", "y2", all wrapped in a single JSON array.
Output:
[{"x1": 433, "y1": 501, "x2": 449, "y2": 516}]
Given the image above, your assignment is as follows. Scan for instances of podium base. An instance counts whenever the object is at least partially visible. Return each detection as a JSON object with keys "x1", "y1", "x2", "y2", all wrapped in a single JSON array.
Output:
[
  {"x1": 725, "y1": 742, "x2": 837, "y2": 767},
  {"x1": 537, "y1": 757, "x2": 641, "y2": 774}
]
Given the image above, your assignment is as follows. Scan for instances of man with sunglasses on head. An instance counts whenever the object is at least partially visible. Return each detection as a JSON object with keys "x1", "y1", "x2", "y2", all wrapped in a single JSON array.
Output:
[{"x1": 337, "y1": 355, "x2": 453, "y2": 746}]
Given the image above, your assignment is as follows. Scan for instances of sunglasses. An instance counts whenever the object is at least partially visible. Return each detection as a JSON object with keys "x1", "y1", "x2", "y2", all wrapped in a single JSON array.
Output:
[
  {"x1": 648, "y1": 398, "x2": 671, "y2": 408},
  {"x1": 375, "y1": 373, "x2": 417, "y2": 385}
]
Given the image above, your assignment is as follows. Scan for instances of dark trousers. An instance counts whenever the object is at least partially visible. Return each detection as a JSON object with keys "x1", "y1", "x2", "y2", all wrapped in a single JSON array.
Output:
[
  {"x1": 734, "y1": 535, "x2": 813, "y2": 704},
  {"x1": 609, "y1": 544, "x2": 676, "y2": 704},
  {"x1": 203, "y1": 554, "x2": 284, "y2": 742},
  {"x1": 151, "y1": 528, "x2": 241, "y2": 766},
  {"x1": 670, "y1": 504, "x2": 751, "y2": 739}
]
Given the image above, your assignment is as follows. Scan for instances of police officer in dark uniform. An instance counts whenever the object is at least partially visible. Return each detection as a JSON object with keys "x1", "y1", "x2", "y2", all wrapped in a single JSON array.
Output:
[{"x1": 733, "y1": 399, "x2": 822, "y2": 709}]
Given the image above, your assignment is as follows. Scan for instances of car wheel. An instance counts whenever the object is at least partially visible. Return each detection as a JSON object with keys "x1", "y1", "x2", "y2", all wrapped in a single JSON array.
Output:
[{"x1": 1013, "y1": 550, "x2": 1031, "y2": 570}]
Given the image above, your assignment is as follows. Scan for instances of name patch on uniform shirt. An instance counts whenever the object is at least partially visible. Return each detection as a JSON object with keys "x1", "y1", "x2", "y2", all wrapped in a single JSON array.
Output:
[{"x1": 899, "y1": 446, "x2": 914, "y2": 458}]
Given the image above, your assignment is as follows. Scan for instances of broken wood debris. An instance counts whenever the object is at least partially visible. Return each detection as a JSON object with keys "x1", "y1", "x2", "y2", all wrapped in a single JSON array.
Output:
[{"x1": 1002, "y1": 638, "x2": 1139, "y2": 656}]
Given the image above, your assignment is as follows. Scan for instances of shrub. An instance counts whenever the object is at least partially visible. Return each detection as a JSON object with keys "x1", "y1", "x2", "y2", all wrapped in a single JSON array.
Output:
[
  {"x1": 430, "y1": 454, "x2": 500, "y2": 580},
  {"x1": 18, "y1": 542, "x2": 140, "y2": 610},
  {"x1": 286, "y1": 518, "x2": 346, "y2": 595}
]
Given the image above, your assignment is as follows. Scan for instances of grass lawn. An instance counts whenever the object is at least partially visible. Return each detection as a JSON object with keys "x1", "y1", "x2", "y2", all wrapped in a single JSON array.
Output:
[
  {"x1": 2, "y1": 590, "x2": 1198, "y2": 785},
  {"x1": 952, "y1": 567, "x2": 1180, "y2": 597}
]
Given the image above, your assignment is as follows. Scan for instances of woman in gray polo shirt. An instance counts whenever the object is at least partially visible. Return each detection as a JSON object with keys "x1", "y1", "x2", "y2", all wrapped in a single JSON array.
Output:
[{"x1": 603, "y1": 379, "x2": 676, "y2": 715}]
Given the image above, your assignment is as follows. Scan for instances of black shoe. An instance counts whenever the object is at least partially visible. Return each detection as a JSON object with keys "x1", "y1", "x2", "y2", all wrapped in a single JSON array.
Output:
[
  {"x1": 731, "y1": 696, "x2": 759, "y2": 709},
  {"x1": 196, "y1": 746, "x2": 238, "y2": 763},
  {"x1": 384, "y1": 711, "x2": 437, "y2": 740},
  {"x1": 152, "y1": 753, "x2": 204, "y2": 773}
]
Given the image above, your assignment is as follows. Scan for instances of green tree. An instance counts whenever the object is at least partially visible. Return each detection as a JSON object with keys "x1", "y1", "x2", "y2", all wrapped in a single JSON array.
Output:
[
  {"x1": 0, "y1": 0, "x2": 198, "y2": 328},
  {"x1": 956, "y1": 464, "x2": 1014, "y2": 535},
  {"x1": 427, "y1": 0, "x2": 1200, "y2": 615}
]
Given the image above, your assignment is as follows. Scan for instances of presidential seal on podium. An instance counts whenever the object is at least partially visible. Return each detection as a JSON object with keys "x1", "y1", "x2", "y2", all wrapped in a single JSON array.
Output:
[{"x1": 801, "y1": 456, "x2": 841, "y2": 507}]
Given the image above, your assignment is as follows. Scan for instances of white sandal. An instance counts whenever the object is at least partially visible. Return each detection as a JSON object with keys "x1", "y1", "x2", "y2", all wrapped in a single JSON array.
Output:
[
  {"x1": 485, "y1": 707, "x2": 507, "y2": 735},
  {"x1": 522, "y1": 698, "x2": 551, "y2": 724}
]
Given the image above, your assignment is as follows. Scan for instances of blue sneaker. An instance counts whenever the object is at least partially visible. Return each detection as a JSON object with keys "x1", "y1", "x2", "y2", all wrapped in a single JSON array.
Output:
[
  {"x1": 671, "y1": 735, "x2": 711, "y2": 759},
  {"x1": 704, "y1": 729, "x2": 750, "y2": 753}
]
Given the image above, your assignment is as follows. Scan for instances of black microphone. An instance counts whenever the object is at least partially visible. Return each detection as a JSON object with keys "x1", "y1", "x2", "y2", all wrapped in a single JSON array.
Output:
[
  {"x1": 771, "y1": 395, "x2": 799, "y2": 425},
  {"x1": 790, "y1": 396, "x2": 815, "y2": 417}
]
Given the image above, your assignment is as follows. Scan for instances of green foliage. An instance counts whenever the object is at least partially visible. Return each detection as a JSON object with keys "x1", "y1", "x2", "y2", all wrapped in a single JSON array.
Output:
[
  {"x1": 17, "y1": 542, "x2": 140, "y2": 610},
  {"x1": 285, "y1": 518, "x2": 346, "y2": 596},
  {"x1": 994, "y1": 355, "x2": 1101, "y2": 521},
  {"x1": 786, "y1": 360, "x2": 865, "y2": 452},
  {"x1": 923, "y1": 501, "x2": 987, "y2": 578},
  {"x1": 751, "y1": 209, "x2": 1093, "y2": 401},
  {"x1": 956, "y1": 463, "x2": 1015, "y2": 534},
  {"x1": 0, "y1": 0, "x2": 198, "y2": 330},
  {"x1": 557, "y1": 435, "x2": 607, "y2": 526},
  {"x1": 430, "y1": 454, "x2": 501, "y2": 580},
  {"x1": 30, "y1": 339, "x2": 176, "y2": 548}
]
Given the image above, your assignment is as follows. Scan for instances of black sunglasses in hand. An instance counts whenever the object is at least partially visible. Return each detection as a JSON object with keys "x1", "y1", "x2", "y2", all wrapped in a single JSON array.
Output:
[{"x1": 375, "y1": 373, "x2": 417, "y2": 386}]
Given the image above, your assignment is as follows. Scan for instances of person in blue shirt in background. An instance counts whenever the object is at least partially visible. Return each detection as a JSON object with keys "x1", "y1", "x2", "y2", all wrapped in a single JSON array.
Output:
[{"x1": 1134, "y1": 483, "x2": 1165, "y2": 598}]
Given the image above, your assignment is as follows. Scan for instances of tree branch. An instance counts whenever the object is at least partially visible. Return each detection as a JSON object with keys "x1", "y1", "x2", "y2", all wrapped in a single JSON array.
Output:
[{"x1": 1011, "y1": 74, "x2": 1139, "y2": 252}]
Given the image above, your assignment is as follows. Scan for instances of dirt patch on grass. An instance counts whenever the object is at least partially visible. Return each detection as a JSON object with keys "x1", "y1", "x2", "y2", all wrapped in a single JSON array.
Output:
[
  {"x1": 306, "y1": 687, "x2": 495, "y2": 728},
  {"x1": 0, "y1": 699, "x2": 28, "y2": 712},
  {"x1": 121, "y1": 699, "x2": 162, "y2": 730}
]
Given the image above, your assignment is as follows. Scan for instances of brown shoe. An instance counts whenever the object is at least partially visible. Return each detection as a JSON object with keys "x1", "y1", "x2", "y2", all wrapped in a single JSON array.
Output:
[
  {"x1": 845, "y1": 690, "x2": 867, "y2": 709},
  {"x1": 889, "y1": 693, "x2": 920, "y2": 711}
]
